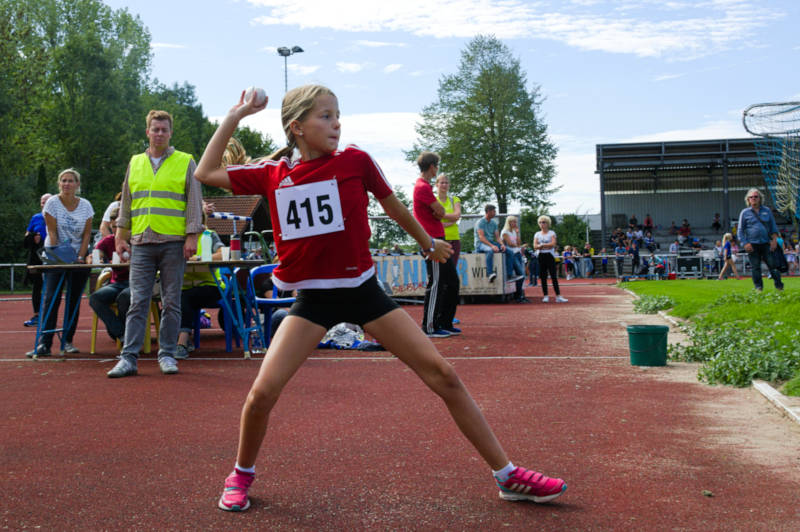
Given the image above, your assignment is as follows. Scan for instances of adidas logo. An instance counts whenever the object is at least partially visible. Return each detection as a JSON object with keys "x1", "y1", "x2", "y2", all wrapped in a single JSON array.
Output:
[{"x1": 279, "y1": 176, "x2": 294, "y2": 187}]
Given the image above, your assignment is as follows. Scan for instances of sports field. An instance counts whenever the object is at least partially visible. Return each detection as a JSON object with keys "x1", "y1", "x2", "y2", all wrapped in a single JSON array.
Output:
[{"x1": 2, "y1": 282, "x2": 800, "y2": 530}]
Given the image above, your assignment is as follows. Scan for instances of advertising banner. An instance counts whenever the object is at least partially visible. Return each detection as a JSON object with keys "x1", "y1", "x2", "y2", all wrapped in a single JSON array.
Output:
[{"x1": 372, "y1": 253, "x2": 515, "y2": 297}]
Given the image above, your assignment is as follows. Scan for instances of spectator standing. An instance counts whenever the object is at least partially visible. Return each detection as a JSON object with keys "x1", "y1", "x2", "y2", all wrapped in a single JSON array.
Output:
[
  {"x1": 533, "y1": 215, "x2": 567, "y2": 303},
  {"x1": 581, "y1": 242, "x2": 594, "y2": 278},
  {"x1": 27, "y1": 170, "x2": 94, "y2": 356},
  {"x1": 88, "y1": 207, "x2": 131, "y2": 343},
  {"x1": 22, "y1": 193, "x2": 52, "y2": 328},
  {"x1": 435, "y1": 173, "x2": 462, "y2": 265},
  {"x1": 614, "y1": 242, "x2": 627, "y2": 278},
  {"x1": 413, "y1": 152, "x2": 459, "y2": 337},
  {"x1": 737, "y1": 188, "x2": 783, "y2": 291},
  {"x1": 106, "y1": 109, "x2": 204, "y2": 378},
  {"x1": 500, "y1": 215, "x2": 528, "y2": 302},
  {"x1": 474, "y1": 204, "x2": 505, "y2": 283},
  {"x1": 562, "y1": 245, "x2": 575, "y2": 280},
  {"x1": 629, "y1": 238, "x2": 641, "y2": 274},
  {"x1": 522, "y1": 243, "x2": 538, "y2": 286}
]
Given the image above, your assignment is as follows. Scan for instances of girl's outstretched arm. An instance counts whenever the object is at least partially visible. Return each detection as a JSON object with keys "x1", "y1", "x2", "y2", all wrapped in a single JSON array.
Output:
[
  {"x1": 195, "y1": 91, "x2": 268, "y2": 190},
  {"x1": 379, "y1": 193, "x2": 452, "y2": 262}
]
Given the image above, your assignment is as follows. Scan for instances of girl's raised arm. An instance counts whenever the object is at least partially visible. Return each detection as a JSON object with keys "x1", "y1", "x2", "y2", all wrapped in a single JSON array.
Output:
[{"x1": 195, "y1": 91, "x2": 268, "y2": 190}]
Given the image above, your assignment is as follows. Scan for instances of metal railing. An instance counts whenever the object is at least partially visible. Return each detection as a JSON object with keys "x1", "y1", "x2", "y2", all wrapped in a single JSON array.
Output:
[{"x1": 0, "y1": 263, "x2": 28, "y2": 292}]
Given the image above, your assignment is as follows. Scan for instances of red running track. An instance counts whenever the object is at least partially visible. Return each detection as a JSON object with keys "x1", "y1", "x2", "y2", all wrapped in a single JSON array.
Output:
[{"x1": 2, "y1": 283, "x2": 800, "y2": 530}]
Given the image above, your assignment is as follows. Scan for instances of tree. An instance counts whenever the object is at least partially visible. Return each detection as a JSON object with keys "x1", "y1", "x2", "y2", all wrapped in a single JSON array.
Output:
[
  {"x1": 552, "y1": 214, "x2": 589, "y2": 249},
  {"x1": 406, "y1": 35, "x2": 558, "y2": 214},
  {"x1": 368, "y1": 186, "x2": 413, "y2": 249}
]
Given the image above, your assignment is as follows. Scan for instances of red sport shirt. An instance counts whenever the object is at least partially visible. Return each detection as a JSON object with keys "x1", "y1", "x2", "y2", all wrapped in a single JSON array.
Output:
[{"x1": 227, "y1": 145, "x2": 393, "y2": 290}]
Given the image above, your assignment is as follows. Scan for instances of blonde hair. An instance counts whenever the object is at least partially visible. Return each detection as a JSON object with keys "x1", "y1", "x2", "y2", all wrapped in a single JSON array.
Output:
[
  {"x1": 745, "y1": 188, "x2": 763, "y2": 205},
  {"x1": 266, "y1": 84, "x2": 336, "y2": 161},
  {"x1": 722, "y1": 232, "x2": 732, "y2": 244},
  {"x1": 146, "y1": 110, "x2": 173, "y2": 130},
  {"x1": 57, "y1": 168, "x2": 81, "y2": 195},
  {"x1": 502, "y1": 215, "x2": 518, "y2": 233},
  {"x1": 537, "y1": 215, "x2": 551, "y2": 225}
]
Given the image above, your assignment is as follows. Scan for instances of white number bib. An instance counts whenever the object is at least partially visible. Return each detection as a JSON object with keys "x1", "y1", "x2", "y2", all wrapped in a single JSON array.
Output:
[{"x1": 274, "y1": 179, "x2": 345, "y2": 240}]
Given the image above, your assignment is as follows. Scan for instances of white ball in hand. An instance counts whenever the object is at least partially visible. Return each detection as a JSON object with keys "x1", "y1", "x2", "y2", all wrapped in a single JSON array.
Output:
[{"x1": 244, "y1": 86, "x2": 267, "y2": 106}]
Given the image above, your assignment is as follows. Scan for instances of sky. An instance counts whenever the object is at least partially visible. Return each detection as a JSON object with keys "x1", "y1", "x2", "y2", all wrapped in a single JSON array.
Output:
[{"x1": 103, "y1": 0, "x2": 800, "y2": 215}]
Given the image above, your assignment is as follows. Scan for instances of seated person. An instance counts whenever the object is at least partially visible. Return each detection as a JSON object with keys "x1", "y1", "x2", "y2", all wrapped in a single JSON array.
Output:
[
  {"x1": 690, "y1": 238, "x2": 702, "y2": 252},
  {"x1": 711, "y1": 213, "x2": 722, "y2": 232},
  {"x1": 628, "y1": 214, "x2": 638, "y2": 228},
  {"x1": 175, "y1": 228, "x2": 224, "y2": 359},
  {"x1": 643, "y1": 214, "x2": 654, "y2": 231},
  {"x1": 668, "y1": 240, "x2": 679, "y2": 254},
  {"x1": 88, "y1": 207, "x2": 130, "y2": 342},
  {"x1": 474, "y1": 204, "x2": 505, "y2": 282},
  {"x1": 643, "y1": 231, "x2": 656, "y2": 253},
  {"x1": 678, "y1": 219, "x2": 691, "y2": 244},
  {"x1": 669, "y1": 220, "x2": 678, "y2": 235}
]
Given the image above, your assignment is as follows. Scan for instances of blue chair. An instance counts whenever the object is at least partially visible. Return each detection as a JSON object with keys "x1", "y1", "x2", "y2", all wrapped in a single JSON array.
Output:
[
  {"x1": 248, "y1": 264, "x2": 295, "y2": 346},
  {"x1": 191, "y1": 267, "x2": 241, "y2": 352}
]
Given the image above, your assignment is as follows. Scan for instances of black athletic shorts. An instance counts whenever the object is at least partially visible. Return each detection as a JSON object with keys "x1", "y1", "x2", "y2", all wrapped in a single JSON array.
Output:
[{"x1": 288, "y1": 275, "x2": 399, "y2": 330}]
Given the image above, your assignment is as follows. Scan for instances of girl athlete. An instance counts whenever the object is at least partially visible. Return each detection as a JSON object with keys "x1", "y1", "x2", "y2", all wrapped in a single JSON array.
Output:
[
  {"x1": 194, "y1": 85, "x2": 566, "y2": 512},
  {"x1": 717, "y1": 232, "x2": 740, "y2": 280}
]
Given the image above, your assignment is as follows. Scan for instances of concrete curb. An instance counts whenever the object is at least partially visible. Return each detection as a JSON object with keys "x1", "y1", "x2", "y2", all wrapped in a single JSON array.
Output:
[{"x1": 752, "y1": 380, "x2": 800, "y2": 427}]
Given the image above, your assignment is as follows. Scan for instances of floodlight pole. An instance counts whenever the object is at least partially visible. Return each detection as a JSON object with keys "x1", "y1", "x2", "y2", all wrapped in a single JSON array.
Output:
[{"x1": 276, "y1": 45, "x2": 304, "y2": 93}]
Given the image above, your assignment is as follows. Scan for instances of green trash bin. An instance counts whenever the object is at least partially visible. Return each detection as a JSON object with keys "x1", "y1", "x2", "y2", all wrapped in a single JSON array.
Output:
[{"x1": 627, "y1": 325, "x2": 669, "y2": 366}]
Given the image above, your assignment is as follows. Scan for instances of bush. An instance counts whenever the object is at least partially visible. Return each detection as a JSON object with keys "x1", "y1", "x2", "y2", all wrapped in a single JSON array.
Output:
[
  {"x1": 669, "y1": 320, "x2": 800, "y2": 387},
  {"x1": 633, "y1": 295, "x2": 673, "y2": 314}
]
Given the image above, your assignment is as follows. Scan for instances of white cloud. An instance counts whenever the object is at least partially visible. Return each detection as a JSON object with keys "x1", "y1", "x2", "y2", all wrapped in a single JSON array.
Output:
[
  {"x1": 336, "y1": 62, "x2": 366, "y2": 73},
  {"x1": 288, "y1": 64, "x2": 320, "y2": 75},
  {"x1": 622, "y1": 119, "x2": 747, "y2": 143},
  {"x1": 355, "y1": 40, "x2": 407, "y2": 48},
  {"x1": 247, "y1": 0, "x2": 784, "y2": 60},
  {"x1": 653, "y1": 72, "x2": 686, "y2": 81},
  {"x1": 151, "y1": 42, "x2": 186, "y2": 49},
  {"x1": 383, "y1": 64, "x2": 403, "y2": 73}
]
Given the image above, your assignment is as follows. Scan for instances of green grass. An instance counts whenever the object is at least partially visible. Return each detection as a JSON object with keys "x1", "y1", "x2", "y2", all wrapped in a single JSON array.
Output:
[{"x1": 622, "y1": 278, "x2": 800, "y2": 390}]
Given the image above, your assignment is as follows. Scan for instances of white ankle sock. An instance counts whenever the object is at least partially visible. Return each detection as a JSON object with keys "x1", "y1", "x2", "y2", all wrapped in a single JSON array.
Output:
[
  {"x1": 492, "y1": 462, "x2": 515, "y2": 483},
  {"x1": 235, "y1": 463, "x2": 255, "y2": 474}
]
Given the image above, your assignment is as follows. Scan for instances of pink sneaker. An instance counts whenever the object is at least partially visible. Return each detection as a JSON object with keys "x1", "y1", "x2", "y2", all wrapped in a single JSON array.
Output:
[
  {"x1": 496, "y1": 467, "x2": 566, "y2": 503},
  {"x1": 218, "y1": 469, "x2": 255, "y2": 511}
]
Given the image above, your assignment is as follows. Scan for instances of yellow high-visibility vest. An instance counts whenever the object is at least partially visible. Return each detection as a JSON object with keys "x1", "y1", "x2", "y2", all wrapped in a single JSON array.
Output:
[{"x1": 129, "y1": 151, "x2": 192, "y2": 236}]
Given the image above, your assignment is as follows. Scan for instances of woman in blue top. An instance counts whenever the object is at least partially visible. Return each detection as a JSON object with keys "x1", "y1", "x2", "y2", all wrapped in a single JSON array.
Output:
[
  {"x1": 737, "y1": 188, "x2": 783, "y2": 291},
  {"x1": 717, "y1": 233, "x2": 740, "y2": 280}
]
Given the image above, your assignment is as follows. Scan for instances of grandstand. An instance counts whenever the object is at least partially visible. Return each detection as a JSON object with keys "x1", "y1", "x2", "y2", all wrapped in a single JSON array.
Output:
[{"x1": 596, "y1": 138, "x2": 769, "y2": 248}]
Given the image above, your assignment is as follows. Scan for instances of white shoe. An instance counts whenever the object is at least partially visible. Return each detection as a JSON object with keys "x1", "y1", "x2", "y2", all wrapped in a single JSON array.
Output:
[
  {"x1": 556, "y1": 296, "x2": 568, "y2": 303},
  {"x1": 542, "y1": 296, "x2": 550, "y2": 303}
]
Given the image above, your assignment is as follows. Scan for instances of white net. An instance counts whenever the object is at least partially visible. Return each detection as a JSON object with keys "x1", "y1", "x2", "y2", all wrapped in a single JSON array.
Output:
[{"x1": 742, "y1": 102, "x2": 800, "y2": 220}]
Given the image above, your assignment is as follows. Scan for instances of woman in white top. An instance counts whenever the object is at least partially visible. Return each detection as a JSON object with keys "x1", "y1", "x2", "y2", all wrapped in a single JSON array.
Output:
[
  {"x1": 533, "y1": 215, "x2": 567, "y2": 303},
  {"x1": 28, "y1": 168, "x2": 94, "y2": 357},
  {"x1": 501, "y1": 216, "x2": 528, "y2": 302}
]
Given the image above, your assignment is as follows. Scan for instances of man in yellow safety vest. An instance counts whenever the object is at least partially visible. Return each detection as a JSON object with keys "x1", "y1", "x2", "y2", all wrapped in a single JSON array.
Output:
[{"x1": 108, "y1": 110, "x2": 204, "y2": 378}]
